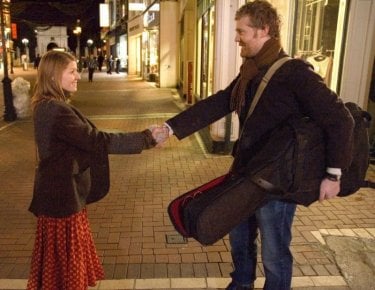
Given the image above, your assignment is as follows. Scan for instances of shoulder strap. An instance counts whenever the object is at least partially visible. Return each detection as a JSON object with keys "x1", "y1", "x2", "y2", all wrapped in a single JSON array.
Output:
[
  {"x1": 245, "y1": 56, "x2": 292, "y2": 120},
  {"x1": 237, "y1": 56, "x2": 291, "y2": 140}
]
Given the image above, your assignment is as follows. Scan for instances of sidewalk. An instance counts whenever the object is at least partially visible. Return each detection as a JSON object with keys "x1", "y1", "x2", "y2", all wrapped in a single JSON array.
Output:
[{"x1": 0, "y1": 67, "x2": 374, "y2": 289}]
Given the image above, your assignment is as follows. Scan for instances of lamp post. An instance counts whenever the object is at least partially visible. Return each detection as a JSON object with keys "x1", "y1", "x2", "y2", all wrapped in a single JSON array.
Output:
[
  {"x1": 21, "y1": 38, "x2": 29, "y2": 71},
  {"x1": 73, "y1": 19, "x2": 81, "y2": 60},
  {"x1": 0, "y1": 0, "x2": 16, "y2": 121},
  {"x1": 87, "y1": 39, "x2": 93, "y2": 55}
]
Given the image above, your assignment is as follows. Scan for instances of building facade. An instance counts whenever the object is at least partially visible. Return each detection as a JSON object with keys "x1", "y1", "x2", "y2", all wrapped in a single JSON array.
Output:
[
  {"x1": 101, "y1": 0, "x2": 128, "y2": 72},
  {"x1": 126, "y1": 0, "x2": 179, "y2": 86},
  {"x1": 101, "y1": 0, "x2": 375, "y2": 151},
  {"x1": 35, "y1": 26, "x2": 68, "y2": 56}
]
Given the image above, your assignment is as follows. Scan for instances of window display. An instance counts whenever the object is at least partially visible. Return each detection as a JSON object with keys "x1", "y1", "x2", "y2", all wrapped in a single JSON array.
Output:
[{"x1": 293, "y1": 0, "x2": 348, "y2": 91}]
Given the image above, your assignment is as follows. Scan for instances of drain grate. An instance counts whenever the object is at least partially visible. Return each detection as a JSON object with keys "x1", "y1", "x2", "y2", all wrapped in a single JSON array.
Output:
[{"x1": 166, "y1": 234, "x2": 188, "y2": 244}]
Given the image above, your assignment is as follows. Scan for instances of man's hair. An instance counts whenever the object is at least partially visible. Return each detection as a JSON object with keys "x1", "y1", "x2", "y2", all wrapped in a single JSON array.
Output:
[
  {"x1": 32, "y1": 51, "x2": 76, "y2": 109},
  {"x1": 235, "y1": 0, "x2": 281, "y2": 39}
]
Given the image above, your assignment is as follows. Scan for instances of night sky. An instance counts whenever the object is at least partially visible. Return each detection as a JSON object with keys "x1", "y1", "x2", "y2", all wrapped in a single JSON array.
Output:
[{"x1": 10, "y1": 0, "x2": 104, "y2": 59}]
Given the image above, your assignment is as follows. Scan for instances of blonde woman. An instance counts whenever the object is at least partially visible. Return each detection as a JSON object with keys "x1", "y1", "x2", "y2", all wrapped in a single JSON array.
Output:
[{"x1": 27, "y1": 51, "x2": 166, "y2": 289}]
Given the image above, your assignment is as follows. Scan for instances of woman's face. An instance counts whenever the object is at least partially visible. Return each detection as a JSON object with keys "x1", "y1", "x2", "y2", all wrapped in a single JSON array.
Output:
[{"x1": 61, "y1": 60, "x2": 81, "y2": 93}]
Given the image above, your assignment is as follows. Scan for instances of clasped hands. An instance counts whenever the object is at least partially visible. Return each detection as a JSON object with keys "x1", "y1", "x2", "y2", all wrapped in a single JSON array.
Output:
[{"x1": 149, "y1": 125, "x2": 170, "y2": 146}]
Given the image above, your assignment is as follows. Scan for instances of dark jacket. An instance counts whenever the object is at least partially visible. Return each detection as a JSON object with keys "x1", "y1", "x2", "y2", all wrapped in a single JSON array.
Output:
[
  {"x1": 30, "y1": 99, "x2": 156, "y2": 217},
  {"x1": 166, "y1": 56, "x2": 354, "y2": 176}
]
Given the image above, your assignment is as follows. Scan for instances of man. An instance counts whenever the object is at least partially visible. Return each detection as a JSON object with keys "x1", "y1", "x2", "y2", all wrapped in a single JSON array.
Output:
[
  {"x1": 107, "y1": 55, "x2": 113, "y2": 74},
  {"x1": 97, "y1": 53, "x2": 104, "y2": 72},
  {"x1": 87, "y1": 55, "x2": 98, "y2": 82},
  {"x1": 162, "y1": 1, "x2": 354, "y2": 289}
]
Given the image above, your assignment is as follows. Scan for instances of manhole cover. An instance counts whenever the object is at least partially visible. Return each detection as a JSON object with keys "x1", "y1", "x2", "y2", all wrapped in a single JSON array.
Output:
[{"x1": 166, "y1": 234, "x2": 188, "y2": 244}]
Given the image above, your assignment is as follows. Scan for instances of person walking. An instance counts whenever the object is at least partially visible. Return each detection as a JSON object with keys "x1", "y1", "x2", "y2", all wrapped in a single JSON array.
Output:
[
  {"x1": 97, "y1": 53, "x2": 104, "y2": 72},
  {"x1": 26, "y1": 50, "x2": 165, "y2": 290},
  {"x1": 34, "y1": 54, "x2": 41, "y2": 69},
  {"x1": 161, "y1": 1, "x2": 354, "y2": 289},
  {"x1": 106, "y1": 55, "x2": 113, "y2": 74},
  {"x1": 115, "y1": 58, "x2": 121, "y2": 74},
  {"x1": 87, "y1": 55, "x2": 98, "y2": 82}
]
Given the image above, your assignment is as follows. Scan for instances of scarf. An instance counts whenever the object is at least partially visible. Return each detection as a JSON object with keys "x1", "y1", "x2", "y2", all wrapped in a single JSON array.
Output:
[{"x1": 230, "y1": 38, "x2": 282, "y2": 114}]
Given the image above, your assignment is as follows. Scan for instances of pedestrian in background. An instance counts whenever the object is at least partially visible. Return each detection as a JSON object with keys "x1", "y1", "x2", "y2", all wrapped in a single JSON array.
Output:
[
  {"x1": 161, "y1": 1, "x2": 354, "y2": 289},
  {"x1": 106, "y1": 55, "x2": 113, "y2": 74},
  {"x1": 26, "y1": 50, "x2": 165, "y2": 290},
  {"x1": 33, "y1": 54, "x2": 41, "y2": 70},
  {"x1": 87, "y1": 55, "x2": 98, "y2": 82},
  {"x1": 115, "y1": 58, "x2": 121, "y2": 74},
  {"x1": 97, "y1": 53, "x2": 104, "y2": 72}
]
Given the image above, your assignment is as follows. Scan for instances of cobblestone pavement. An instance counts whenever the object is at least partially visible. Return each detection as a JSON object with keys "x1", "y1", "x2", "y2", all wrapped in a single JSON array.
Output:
[{"x1": 0, "y1": 67, "x2": 374, "y2": 289}]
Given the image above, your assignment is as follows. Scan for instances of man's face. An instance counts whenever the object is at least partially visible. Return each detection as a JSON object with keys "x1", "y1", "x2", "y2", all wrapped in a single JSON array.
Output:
[{"x1": 235, "y1": 16, "x2": 270, "y2": 58}]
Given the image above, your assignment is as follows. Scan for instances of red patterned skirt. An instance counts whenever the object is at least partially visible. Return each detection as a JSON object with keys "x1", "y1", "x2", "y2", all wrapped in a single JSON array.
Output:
[{"x1": 27, "y1": 208, "x2": 104, "y2": 290}]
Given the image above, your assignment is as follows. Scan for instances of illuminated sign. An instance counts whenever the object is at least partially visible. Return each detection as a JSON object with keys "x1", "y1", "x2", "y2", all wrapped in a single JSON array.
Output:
[
  {"x1": 11, "y1": 23, "x2": 17, "y2": 39},
  {"x1": 100, "y1": 4, "x2": 109, "y2": 27}
]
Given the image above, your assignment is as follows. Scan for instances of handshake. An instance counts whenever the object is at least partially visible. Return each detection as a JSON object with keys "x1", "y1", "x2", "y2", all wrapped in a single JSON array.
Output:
[{"x1": 149, "y1": 124, "x2": 171, "y2": 146}]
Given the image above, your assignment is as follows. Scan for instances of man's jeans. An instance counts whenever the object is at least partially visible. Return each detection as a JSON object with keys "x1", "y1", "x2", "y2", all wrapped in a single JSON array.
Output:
[{"x1": 228, "y1": 199, "x2": 296, "y2": 290}]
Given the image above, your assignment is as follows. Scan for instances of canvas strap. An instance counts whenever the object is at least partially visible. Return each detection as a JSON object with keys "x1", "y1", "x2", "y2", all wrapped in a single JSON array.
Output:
[
  {"x1": 245, "y1": 56, "x2": 292, "y2": 121},
  {"x1": 239, "y1": 56, "x2": 292, "y2": 139}
]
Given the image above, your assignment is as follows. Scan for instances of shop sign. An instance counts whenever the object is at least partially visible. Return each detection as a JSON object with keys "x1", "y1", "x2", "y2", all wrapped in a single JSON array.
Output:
[
  {"x1": 144, "y1": 11, "x2": 159, "y2": 28},
  {"x1": 128, "y1": 15, "x2": 143, "y2": 36},
  {"x1": 100, "y1": 4, "x2": 109, "y2": 27},
  {"x1": 11, "y1": 23, "x2": 17, "y2": 39}
]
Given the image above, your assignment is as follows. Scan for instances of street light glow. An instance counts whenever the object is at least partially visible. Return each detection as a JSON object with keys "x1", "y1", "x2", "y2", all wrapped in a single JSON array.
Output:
[{"x1": 73, "y1": 19, "x2": 82, "y2": 59}]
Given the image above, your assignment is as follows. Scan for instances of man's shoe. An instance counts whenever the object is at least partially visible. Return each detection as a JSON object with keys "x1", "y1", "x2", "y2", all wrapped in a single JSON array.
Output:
[{"x1": 225, "y1": 281, "x2": 254, "y2": 290}]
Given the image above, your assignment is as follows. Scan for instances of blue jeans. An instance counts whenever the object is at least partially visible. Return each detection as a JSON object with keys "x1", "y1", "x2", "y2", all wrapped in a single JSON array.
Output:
[{"x1": 228, "y1": 199, "x2": 296, "y2": 290}]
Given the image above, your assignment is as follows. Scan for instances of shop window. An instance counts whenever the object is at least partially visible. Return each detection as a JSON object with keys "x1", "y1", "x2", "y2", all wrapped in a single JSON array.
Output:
[
  {"x1": 200, "y1": 11, "x2": 209, "y2": 99},
  {"x1": 199, "y1": 6, "x2": 215, "y2": 99},
  {"x1": 292, "y1": 0, "x2": 349, "y2": 92}
]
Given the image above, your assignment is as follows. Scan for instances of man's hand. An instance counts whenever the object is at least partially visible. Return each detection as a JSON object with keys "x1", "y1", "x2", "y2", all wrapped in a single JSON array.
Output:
[
  {"x1": 319, "y1": 178, "x2": 340, "y2": 202},
  {"x1": 149, "y1": 125, "x2": 169, "y2": 146}
]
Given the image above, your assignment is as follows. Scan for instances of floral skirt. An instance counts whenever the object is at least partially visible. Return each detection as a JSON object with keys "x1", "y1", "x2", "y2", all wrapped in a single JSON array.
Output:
[{"x1": 27, "y1": 208, "x2": 104, "y2": 290}]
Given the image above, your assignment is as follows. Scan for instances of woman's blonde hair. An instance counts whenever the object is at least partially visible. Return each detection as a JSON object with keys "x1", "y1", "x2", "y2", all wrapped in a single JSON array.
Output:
[{"x1": 31, "y1": 50, "x2": 76, "y2": 110}]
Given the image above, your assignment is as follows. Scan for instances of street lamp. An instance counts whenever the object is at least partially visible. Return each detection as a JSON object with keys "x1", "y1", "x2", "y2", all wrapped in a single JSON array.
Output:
[
  {"x1": 87, "y1": 38, "x2": 93, "y2": 55},
  {"x1": 21, "y1": 38, "x2": 29, "y2": 70},
  {"x1": 73, "y1": 19, "x2": 81, "y2": 60},
  {"x1": 21, "y1": 38, "x2": 29, "y2": 51},
  {"x1": 0, "y1": 0, "x2": 16, "y2": 121}
]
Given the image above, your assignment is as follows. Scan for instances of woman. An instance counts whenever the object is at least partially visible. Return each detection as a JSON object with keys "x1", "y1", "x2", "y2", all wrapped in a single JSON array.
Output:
[{"x1": 27, "y1": 51, "x2": 165, "y2": 289}]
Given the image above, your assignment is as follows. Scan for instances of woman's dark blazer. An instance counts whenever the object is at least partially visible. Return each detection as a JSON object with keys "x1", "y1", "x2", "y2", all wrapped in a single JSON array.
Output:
[{"x1": 30, "y1": 99, "x2": 155, "y2": 217}]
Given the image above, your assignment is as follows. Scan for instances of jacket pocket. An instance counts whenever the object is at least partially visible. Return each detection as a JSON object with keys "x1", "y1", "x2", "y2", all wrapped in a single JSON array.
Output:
[{"x1": 73, "y1": 166, "x2": 91, "y2": 202}]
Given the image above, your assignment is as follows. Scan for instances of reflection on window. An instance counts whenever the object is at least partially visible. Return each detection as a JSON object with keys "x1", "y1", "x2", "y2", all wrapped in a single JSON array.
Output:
[
  {"x1": 293, "y1": 0, "x2": 348, "y2": 92},
  {"x1": 199, "y1": 6, "x2": 215, "y2": 99}
]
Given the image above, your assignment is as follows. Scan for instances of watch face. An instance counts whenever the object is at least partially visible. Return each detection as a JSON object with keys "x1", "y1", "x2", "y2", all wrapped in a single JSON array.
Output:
[{"x1": 326, "y1": 173, "x2": 341, "y2": 181}]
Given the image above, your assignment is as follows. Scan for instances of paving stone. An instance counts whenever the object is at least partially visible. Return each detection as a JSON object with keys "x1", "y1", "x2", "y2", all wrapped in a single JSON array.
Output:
[
  {"x1": 0, "y1": 69, "x2": 374, "y2": 289},
  {"x1": 181, "y1": 263, "x2": 194, "y2": 277}
]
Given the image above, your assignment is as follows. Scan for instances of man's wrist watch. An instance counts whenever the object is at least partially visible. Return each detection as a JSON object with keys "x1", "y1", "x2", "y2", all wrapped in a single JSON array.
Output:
[{"x1": 325, "y1": 172, "x2": 341, "y2": 182}]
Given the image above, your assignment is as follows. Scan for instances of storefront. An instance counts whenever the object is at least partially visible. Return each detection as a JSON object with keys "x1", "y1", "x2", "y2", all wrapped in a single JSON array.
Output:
[
  {"x1": 196, "y1": 0, "x2": 215, "y2": 100},
  {"x1": 127, "y1": 1, "x2": 160, "y2": 82},
  {"x1": 118, "y1": 34, "x2": 128, "y2": 71},
  {"x1": 195, "y1": 0, "x2": 241, "y2": 153},
  {"x1": 128, "y1": 15, "x2": 143, "y2": 76},
  {"x1": 180, "y1": 0, "x2": 374, "y2": 153},
  {"x1": 143, "y1": 4, "x2": 160, "y2": 82}
]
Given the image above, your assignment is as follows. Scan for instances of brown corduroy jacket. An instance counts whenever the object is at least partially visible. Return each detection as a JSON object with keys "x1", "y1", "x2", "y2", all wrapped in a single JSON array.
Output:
[{"x1": 30, "y1": 99, "x2": 156, "y2": 217}]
